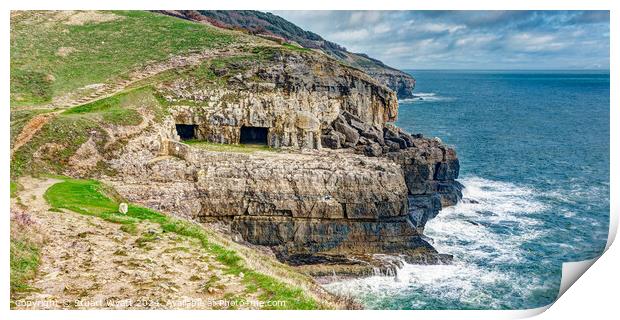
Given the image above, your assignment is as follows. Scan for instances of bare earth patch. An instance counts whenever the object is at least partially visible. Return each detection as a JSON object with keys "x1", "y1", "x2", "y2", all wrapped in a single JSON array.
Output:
[
  {"x1": 56, "y1": 47, "x2": 76, "y2": 57},
  {"x1": 10, "y1": 112, "x2": 59, "y2": 158},
  {"x1": 12, "y1": 177, "x2": 258, "y2": 310},
  {"x1": 63, "y1": 11, "x2": 123, "y2": 26}
]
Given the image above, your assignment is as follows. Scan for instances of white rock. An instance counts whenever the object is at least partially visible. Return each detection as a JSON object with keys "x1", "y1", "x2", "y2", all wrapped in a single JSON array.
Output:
[{"x1": 118, "y1": 202, "x2": 128, "y2": 214}]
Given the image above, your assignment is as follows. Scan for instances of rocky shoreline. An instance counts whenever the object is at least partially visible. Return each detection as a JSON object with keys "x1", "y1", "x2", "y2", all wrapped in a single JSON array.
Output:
[
  {"x1": 26, "y1": 39, "x2": 462, "y2": 278},
  {"x1": 105, "y1": 121, "x2": 461, "y2": 276}
]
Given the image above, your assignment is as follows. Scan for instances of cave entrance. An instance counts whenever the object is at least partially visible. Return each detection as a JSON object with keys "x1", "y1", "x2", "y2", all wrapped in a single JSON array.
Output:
[
  {"x1": 176, "y1": 124, "x2": 197, "y2": 140},
  {"x1": 240, "y1": 126, "x2": 269, "y2": 145}
]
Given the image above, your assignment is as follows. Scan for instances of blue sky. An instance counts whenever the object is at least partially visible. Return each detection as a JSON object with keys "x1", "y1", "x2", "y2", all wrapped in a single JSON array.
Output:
[{"x1": 274, "y1": 11, "x2": 610, "y2": 70}]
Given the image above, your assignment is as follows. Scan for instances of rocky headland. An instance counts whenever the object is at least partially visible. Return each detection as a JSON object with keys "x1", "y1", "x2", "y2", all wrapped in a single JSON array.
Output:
[
  {"x1": 99, "y1": 46, "x2": 462, "y2": 276},
  {"x1": 10, "y1": 11, "x2": 462, "y2": 307},
  {"x1": 160, "y1": 10, "x2": 417, "y2": 99}
]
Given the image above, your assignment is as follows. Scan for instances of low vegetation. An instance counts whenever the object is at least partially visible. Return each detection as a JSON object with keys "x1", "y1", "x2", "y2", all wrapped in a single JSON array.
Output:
[
  {"x1": 43, "y1": 178, "x2": 320, "y2": 309},
  {"x1": 11, "y1": 115, "x2": 104, "y2": 178},
  {"x1": 11, "y1": 88, "x2": 167, "y2": 178},
  {"x1": 10, "y1": 10, "x2": 236, "y2": 106},
  {"x1": 62, "y1": 88, "x2": 156, "y2": 126},
  {"x1": 10, "y1": 208, "x2": 44, "y2": 303},
  {"x1": 10, "y1": 109, "x2": 51, "y2": 148},
  {"x1": 10, "y1": 181, "x2": 20, "y2": 198},
  {"x1": 184, "y1": 140, "x2": 277, "y2": 153}
]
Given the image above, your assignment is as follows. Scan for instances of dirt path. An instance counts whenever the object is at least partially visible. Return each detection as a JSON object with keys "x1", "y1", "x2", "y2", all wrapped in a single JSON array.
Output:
[
  {"x1": 13, "y1": 177, "x2": 256, "y2": 310},
  {"x1": 10, "y1": 47, "x2": 248, "y2": 157},
  {"x1": 13, "y1": 47, "x2": 248, "y2": 113},
  {"x1": 10, "y1": 111, "x2": 62, "y2": 158}
]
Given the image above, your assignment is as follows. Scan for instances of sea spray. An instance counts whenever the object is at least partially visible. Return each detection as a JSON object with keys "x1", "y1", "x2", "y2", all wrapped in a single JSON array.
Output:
[{"x1": 323, "y1": 177, "x2": 552, "y2": 309}]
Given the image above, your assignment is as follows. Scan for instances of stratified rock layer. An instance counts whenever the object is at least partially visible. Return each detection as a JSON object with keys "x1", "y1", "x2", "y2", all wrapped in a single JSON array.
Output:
[
  {"x1": 108, "y1": 131, "x2": 461, "y2": 265},
  {"x1": 96, "y1": 47, "x2": 459, "y2": 269},
  {"x1": 162, "y1": 48, "x2": 398, "y2": 150}
]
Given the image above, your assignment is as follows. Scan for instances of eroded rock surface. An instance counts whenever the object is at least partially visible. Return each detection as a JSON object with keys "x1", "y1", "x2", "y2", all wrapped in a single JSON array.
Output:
[
  {"x1": 162, "y1": 49, "x2": 398, "y2": 149},
  {"x1": 51, "y1": 46, "x2": 461, "y2": 274},
  {"x1": 107, "y1": 128, "x2": 461, "y2": 273}
]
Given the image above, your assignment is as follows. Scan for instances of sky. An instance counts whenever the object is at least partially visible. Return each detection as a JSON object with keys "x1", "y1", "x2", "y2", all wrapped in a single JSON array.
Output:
[{"x1": 273, "y1": 11, "x2": 610, "y2": 70}]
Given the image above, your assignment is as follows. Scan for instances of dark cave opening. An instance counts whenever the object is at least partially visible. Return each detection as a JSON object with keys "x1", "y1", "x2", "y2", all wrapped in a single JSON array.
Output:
[
  {"x1": 176, "y1": 124, "x2": 197, "y2": 140},
  {"x1": 240, "y1": 126, "x2": 269, "y2": 145}
]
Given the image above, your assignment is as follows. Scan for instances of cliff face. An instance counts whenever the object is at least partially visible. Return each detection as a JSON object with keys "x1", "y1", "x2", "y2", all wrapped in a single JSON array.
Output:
[
  {"x1": 159, "y1": 10, "x2": 416, "y2": 99},
  {"x1": 162, "y1": 48, "x2": 398, "y2": 149},
  {"x1": 108, "y1": 136, "x2": 460, "y2": 270},
  {"x1": 365, "y1": 68, "x2": 417, "y2": 100},
  {"x1": 100, "y1": 47, "x2": 461, "y2": 271},
  {"x1": 11, "y1": 10, "x2": 460, "y2": 274}
]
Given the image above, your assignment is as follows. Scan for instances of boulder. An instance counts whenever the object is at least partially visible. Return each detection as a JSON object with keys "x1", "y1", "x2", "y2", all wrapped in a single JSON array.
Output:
[
  {"x1": 386, "y1": 137, "x2": 407, "y2": 149},
  {"x1": 364, "y1": 143, "x2": 383, "y2": 157},
  {"x1": 360, "y1": 127, "x2": 385, "y2": 145},
  {"x1": 383, "y1": 124, "x2": 401, "y2": 139},
  {"x1": 334, "y1": 117, "x2": 360, "y2": 145},
  {"x1": 399, "y1": 131, "x2": 415, "y2": 147},
  {"x1": 358, "y1": 137, "x2": 371, "y2": 145},
  {"x1": 385, "y1": 140, "x2": 401, "y2": 152},
  {"x1": 118, "y1": 203, "x2": 128, "y2": 214},
  {"x1": 321, "y1": 131, "x2": 341, "y2": 149},
  {"x1": 295, "y1": 111, "x2": 321, "y2": 131}
]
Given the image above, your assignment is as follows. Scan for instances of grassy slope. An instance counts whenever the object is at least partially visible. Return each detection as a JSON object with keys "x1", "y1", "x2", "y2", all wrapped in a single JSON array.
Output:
[
  {"x1": 184, "y1": 140, "x2": 277, "y2": 153},
  {"x1": 10, "y1": 87, "x2": 164, "y2": 178},
  {"x1": 44, "y1": 178, "x2": 321, "y2": 309},
  {"x1": 10, "y1": 11, "x2": 235, "y2": 106},
  {"x1": 10, "y1": 109, "x2": 51, "y2": 147},
  {"x1": 10, "y1": 12, "x2": 337, "y2": 308},
  {"x1": 10, "y1": 235, "x2": 40, "y2": 297}
]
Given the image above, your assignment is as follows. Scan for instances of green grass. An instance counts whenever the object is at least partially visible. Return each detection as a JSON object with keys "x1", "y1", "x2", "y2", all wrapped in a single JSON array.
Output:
[
  {"x1": 184, "y1": 140, "x2": 277, "y2": 153},
  {"x1": 63, "y1": 88, "x2": 154, "y2": 126},
  {"x1": 43, "y1": 178, "x2": 319, "y2": 309},
  {"x1": 10, "y1": 181, "x2": 20, "y2": 198},
  {"x1": 281, "y1": 43, "x2": 310, "y2": 52},
  {"x1": 11, "y1": 10, "x2": 236, "y2": 106},
  {"x1": 11, "y1": 115, "x2": 104, "y2": 178},
  {"x1": 10, "y1": 87, "x2": 168, "y2": 178},
  {"x1": 10, "y1": 69, "x2": 53, "y2": 105},
  {"x1": 10, "y1": 238, "x2": 41, "y2": 296}
]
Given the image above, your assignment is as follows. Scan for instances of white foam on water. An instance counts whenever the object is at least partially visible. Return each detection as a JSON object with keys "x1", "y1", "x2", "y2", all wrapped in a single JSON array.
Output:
[
  {"x1": 429, "y1": 177, "x2": 547, "y2": 264},
  {"x1": 399, "y1": 92, "x2": 454, "y2": 103},
  {"x1": 323, "y1": 176, "x2": 549, "y2": 309}
]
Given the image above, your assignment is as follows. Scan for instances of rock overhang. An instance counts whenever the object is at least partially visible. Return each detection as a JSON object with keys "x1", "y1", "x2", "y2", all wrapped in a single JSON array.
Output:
[{"x1": 160, "y1": 48, "x2": 398, "y2": 150}]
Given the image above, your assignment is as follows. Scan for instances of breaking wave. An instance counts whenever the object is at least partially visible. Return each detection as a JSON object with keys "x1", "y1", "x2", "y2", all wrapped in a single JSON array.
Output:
[
  {"x1": 400, "y1": 92, "x2": 454, "y2": 103},
  {"x1": 322, "y1": 176, "x2": 551, "y2": 309}
]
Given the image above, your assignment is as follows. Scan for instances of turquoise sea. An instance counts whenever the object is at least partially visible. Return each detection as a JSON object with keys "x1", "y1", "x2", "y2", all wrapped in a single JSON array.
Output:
[{"x1": 324, "y1": 70, "x2": 610, "y2": 309}]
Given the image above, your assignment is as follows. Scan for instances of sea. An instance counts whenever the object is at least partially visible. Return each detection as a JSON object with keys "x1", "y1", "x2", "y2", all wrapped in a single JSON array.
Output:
[{"x1": 323, "y1": 70, "x2": 610, "y2": 310}]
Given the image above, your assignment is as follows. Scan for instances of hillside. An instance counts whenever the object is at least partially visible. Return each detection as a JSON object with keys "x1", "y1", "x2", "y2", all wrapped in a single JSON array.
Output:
[
  {"x1": 9, "y1": 10, "x2": 357, "y2": 310},
  {"x1": 10, "y1": 10, "x2": 461, "y2": 310},
  {"x1": 159, "y1": 10, "x2": 416, "y2": 99}
]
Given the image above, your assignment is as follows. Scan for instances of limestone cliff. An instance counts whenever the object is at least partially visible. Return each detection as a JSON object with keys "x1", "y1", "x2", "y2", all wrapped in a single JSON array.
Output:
[
  {"x1": 108, "y1": 136, "x2": 460, "y2": 272},
  {"x1": 160, "y1": 10, "x2": 417, "y2": 99},
  {"x1": 97, "y1": 43, "x2": 462, "y2": 271},
  {"x1": 15, "y1": 24, "x2": 460, "y2": 275},
  {"x1": 161, "y1": 47, "x2": 398, "y2": 149}
]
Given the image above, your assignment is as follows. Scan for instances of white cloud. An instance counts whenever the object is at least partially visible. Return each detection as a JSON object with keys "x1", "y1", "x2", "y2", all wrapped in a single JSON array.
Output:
[
  {"x1": 506, "y1": 33, "x2": 567, "y2": 52},
  {"x1": 418, "y1": 22, "x2": 466, "y2": 33},
  {"x1": 274, "y1": 11, "x2": 609, "y2": 69},
  {"x1": 348, "y1": 11, "x2": 383, "y2": 26},
  {"x1": 454, "y1": 34, "x2": 497, "y2": 47},
  {"x1": 373, "y1": 22, "x2": 392, "y2": 34},
  {"x1": 328, "y1": 29, "x2": 371, "y2": 42}
]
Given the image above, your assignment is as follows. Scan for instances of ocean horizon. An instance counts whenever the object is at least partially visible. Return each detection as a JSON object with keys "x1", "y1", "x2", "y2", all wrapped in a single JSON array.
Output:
[{"x1": 323, "y1": 69, "x2": 610, "y2": 310}]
